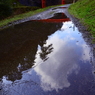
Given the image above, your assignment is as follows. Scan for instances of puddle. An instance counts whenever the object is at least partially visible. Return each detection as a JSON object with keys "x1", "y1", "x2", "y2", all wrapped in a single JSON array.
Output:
[
  {"x1": 0, "y1": 11, "x2": 95, "y2": 95},
  {"x1": 32, "y1": 13, "x2": 70, "y2": 23},
  {"x1": 50, "y1": 13, "x2": 68, "y2": 19}
]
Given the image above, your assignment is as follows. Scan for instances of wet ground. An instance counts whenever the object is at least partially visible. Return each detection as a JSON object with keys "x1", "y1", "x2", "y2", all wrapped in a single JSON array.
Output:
[{"x1": 0, "y1": 5, "x2": 95, "y2": 95}]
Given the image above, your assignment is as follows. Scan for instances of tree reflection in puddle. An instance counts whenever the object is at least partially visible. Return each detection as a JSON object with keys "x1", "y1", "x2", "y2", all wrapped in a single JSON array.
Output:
[{"x1": 39, "y1": 44, "x2": 53, "y2": 62}]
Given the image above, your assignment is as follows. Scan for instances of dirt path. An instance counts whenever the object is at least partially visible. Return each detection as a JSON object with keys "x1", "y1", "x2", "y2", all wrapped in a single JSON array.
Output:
[{"x1": 0, "y1": 4, "x2": 71, "y2": 30}]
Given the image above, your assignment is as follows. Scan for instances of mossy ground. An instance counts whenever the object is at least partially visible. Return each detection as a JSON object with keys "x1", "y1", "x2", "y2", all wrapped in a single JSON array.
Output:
[{"x1": 68, "y1": 0, "x2": 95, "y2": 38}]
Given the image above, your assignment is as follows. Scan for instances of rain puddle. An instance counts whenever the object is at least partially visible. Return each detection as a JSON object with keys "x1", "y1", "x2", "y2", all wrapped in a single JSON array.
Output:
[
  {"x1": 0, "y1": 12, "x2": 95, "y2": 95},
  {"x1": 32, "y1": 13, "x2": 70, "y2": 23}
]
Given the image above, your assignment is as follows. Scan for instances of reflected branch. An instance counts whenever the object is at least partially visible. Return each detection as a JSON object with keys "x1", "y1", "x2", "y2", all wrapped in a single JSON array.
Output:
[{"x1": 39, "y1": 44, "x2": 53, "y2": 61}]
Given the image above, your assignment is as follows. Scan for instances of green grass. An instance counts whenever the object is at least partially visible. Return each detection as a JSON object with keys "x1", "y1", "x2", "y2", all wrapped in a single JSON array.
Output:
[
  {"x1": 68, "y1": 0, "x2": 95, "y2": 37},
  {"x1": 0, "y1": 5, "x2": 62, "y2": 28}
]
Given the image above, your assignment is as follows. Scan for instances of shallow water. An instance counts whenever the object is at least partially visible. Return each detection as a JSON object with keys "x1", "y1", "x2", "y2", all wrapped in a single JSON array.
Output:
[{"x1": 0, "y1": 12, "x2": 95, "y2": 95}]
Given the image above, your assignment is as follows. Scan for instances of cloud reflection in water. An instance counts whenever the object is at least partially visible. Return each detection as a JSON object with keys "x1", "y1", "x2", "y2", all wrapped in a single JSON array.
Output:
[
  {"x1": 33, "y1": 21, "x2": 91, "y2": 92},
  {"x1": 0, "y1": 21, "x2": 92, "y2": 95}
]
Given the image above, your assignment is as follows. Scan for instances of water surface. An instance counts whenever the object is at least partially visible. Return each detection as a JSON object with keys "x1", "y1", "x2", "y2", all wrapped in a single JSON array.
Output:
[{"x1": 0, "y1": 12, "x2": 95, "y2": 95}]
